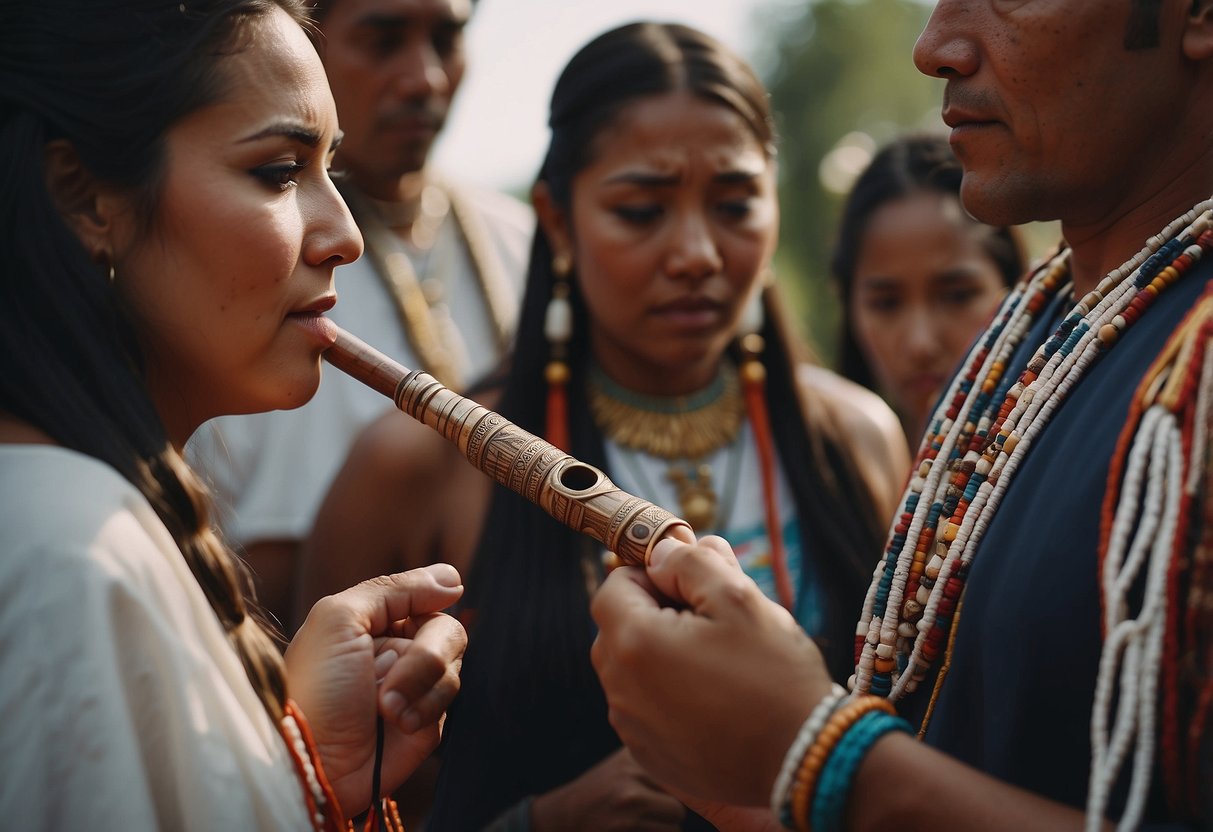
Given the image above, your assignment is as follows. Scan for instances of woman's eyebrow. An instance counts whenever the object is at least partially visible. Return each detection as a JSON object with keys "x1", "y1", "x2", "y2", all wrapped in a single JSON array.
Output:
[{"x1": 239, "y1": 122, "x2": 323, "y2": 147}]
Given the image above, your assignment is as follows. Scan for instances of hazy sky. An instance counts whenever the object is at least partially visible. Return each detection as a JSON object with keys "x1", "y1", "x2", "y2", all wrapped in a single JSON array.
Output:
[{"x1": 430, "y1": 0, "x2": 790, "y2": 194}]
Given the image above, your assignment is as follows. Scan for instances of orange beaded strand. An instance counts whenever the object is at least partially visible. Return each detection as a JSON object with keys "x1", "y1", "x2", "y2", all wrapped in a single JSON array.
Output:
[
  {"x1": 279, "y1": 701, "x2": 407, "y2": 832},
  {"x1": 281, "y1": 700, "x2": 349, "y2": 832},
  {"x1": 788, "y1": 696, "x2": 897, "y2": 832}
]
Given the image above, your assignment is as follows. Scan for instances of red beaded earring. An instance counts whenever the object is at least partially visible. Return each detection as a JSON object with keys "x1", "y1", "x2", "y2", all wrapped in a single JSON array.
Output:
[{"x1": 545, "y1": 253, "x2": 573, "y2": 450}]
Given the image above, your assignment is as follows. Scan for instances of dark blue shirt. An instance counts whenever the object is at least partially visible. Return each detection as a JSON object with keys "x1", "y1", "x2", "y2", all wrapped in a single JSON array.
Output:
[{"x1": 903, "y1": 257, "x2": 1213, "y2": 827}]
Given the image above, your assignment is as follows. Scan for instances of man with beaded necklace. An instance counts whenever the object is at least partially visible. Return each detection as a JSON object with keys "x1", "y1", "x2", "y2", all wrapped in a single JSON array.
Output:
[
  {"x1": 590, "y1": 1, "x2": 1213, "y2": 829},
  {"x1": 188, "y1": 0, "x2": 532, "y2": 628}
]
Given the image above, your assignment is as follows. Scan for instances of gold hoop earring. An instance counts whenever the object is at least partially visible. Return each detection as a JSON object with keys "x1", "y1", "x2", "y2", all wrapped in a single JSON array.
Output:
[{"x1": 552, "y1": 252, "x2": 572, "y2": 278}]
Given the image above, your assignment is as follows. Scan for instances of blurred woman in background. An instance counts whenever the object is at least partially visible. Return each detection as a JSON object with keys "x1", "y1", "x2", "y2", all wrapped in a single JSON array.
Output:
[
  {"x1": 301, "y1": 20, "x2": 907, "y2": 829},
  {"x1": 832, "y1": 134, "x2": 1025, "y2": 444}
]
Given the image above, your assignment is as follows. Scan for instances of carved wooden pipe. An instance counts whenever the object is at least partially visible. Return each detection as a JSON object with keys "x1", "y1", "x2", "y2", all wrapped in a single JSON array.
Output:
[{"x1": 324, "y1": 327, "x2": 692, "y2": 566}]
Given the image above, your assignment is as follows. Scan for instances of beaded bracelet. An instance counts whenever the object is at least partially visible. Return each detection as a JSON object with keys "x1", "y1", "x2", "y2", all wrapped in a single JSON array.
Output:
[
  {"x1": 809, "y1": 711, "x2": 911, "y2": 832},
  {"x1": 786, "y1": 695, "x2": 897, "y2": 832},
  {"x1": 771, "y1": 684, "x2": 847, "y2": 821},
  {"x1": 281, "y1": 700, "x2": 348, "y2": 832},
  {"x1": 280, "y1": 702, "x2": 406, "y2": 832}
]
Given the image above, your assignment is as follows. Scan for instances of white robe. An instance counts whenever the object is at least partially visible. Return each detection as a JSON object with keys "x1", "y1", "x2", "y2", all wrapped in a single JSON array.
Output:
[{"x1": 0, "y1": 445, "x2": 309, "y2": 831}]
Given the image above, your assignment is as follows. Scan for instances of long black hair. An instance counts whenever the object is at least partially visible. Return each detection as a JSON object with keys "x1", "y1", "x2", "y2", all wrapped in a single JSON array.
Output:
[
  {"x1": 0, "y1": 0, "x2": 310, "y2": 723},
  {"x1": 431, "y1": 21, "x2": 888, "y2": 828},
  {"x1": 832, "y1": 133, "x2": 1025, "y2": 392}
]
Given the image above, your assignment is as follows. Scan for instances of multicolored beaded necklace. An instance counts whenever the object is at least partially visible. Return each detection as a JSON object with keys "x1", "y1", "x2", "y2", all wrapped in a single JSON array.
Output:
[{"x1": 852, "y1": 199, "x2": 1213, "y2": 711}]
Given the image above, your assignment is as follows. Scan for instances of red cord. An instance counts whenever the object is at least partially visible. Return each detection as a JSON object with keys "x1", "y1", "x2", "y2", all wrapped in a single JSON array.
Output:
[{"x1": 742, "y1": 358, "x2": 795, "y2": 612}]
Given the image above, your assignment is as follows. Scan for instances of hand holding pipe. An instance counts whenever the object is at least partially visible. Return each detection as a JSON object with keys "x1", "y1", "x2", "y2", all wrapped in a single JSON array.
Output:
[{"x1": 323, "y1": 327, "x2": 694, "y2": 566}]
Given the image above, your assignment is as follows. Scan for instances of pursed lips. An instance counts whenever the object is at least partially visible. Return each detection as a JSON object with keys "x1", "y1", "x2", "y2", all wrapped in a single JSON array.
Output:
[{"x1": 289, "y1": 293, "x2": 337, "y2": 317}]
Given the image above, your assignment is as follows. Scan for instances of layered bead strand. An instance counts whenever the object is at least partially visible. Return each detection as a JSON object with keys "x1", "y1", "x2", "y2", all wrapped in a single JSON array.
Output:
[
  {"x1": 1180, "y1": 339, "x2": 1213, "y2": 817},
  {"x1": 852, "y1": 250, "x2": 1074, "y2": 696},
  {"x1": 279, "y1": 701, "x2": 406, "y2": 832},
  {"x1": 1089, "y1": 275, "x2": 1213, "y2": 828},
  {"x1": 853, "y1": 199, "x2": 1213, "y2": 708}
]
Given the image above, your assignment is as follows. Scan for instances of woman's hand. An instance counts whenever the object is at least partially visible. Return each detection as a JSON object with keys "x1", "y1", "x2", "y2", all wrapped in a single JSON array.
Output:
[
  {"x1": 591, "y1": 536, "x2": 834, "y2": 806},
  {"x1": 530, "y1": 748, "x2": 685, "y2": 832},
  {"x1": 285, "y1": 564, "x2": 467, "y2": 816}
]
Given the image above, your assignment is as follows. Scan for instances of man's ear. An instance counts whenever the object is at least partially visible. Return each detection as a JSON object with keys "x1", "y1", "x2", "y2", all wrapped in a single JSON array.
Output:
[
  {"x1": 1183, "y1": 0, "x2": 1213, "y2": 60},
  {"x1": 530, "y1": 180, "x2": 574, "y2": 268},
  {"x1": 43, "y1": 139, "x2": 126, "y2": 261}
]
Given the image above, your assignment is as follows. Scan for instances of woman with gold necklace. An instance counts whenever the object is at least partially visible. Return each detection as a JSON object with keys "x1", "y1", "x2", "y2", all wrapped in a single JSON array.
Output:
[{"x1": 298, "y1": 22, "x2": 907, "y2": 830}]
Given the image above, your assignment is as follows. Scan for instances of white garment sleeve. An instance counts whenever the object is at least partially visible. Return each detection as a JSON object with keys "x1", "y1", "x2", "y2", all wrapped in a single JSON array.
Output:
[{"x1": 0, "y1": 450, "x2": 307, "y2": 831}]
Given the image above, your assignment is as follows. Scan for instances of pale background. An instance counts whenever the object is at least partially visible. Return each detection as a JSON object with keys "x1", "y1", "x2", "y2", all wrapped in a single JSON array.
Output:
[
  {"x1": 431, "y1": 0, "x2": 798, "y2": 194},
  {"x1": 424, "y1": 0, "x2": 1057, "y2": 357}
]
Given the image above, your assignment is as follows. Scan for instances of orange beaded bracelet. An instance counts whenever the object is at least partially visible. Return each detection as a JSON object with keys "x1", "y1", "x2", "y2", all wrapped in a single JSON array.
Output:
[
  {"x1": 788, "y1": 695, "x2": 897, "y2": 832},
  {"x1": 280, "y1": 701, "x2": 405, "y2": 832}
]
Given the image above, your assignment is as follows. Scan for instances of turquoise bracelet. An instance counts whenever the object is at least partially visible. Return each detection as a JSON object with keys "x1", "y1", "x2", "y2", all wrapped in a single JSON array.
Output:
[{"x1": 809, "y1": 711, "x2": 911, "y2": 832}]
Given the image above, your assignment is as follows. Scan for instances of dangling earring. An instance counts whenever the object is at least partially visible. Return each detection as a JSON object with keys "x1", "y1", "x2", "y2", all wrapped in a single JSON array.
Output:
[
  {"x1": 737, "y1": 278, "x2": 795, "y2": 612},
  {"x1": 737, "y1": 270, "x2": 770, "y2": 376},
  {"x1": 100, "y1": 253, "x2": 116, "y2": 286},
  {"x1": 738, "y1": 285, "x2": 764, "y2": 348},
  {"x1": 545, "y1": 252, "x2": 573, "y2": 450}
]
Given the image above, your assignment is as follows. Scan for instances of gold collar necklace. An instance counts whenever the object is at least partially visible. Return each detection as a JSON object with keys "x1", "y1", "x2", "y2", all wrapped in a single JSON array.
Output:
[
  {"x1": 588, "y1": 362, "x2": 744, "y2": 534},
  {"x1": 587, "y1": 362, "x2": 743, "y2": 460}
]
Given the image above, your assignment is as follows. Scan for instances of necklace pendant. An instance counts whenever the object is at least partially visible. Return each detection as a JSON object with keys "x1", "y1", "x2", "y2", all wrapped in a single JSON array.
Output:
[
  {"x1": 669, "y1": 463, "x2": 718, "y2": 532},
  {"x1": 420, "y1": 276, "x2": 445, "y2": 305}
]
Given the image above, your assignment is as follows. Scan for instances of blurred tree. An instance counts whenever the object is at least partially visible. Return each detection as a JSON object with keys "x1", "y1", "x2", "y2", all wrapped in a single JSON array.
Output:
[{"x1": 756, "y1": 0, "x2": 940, "y2": 361}]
